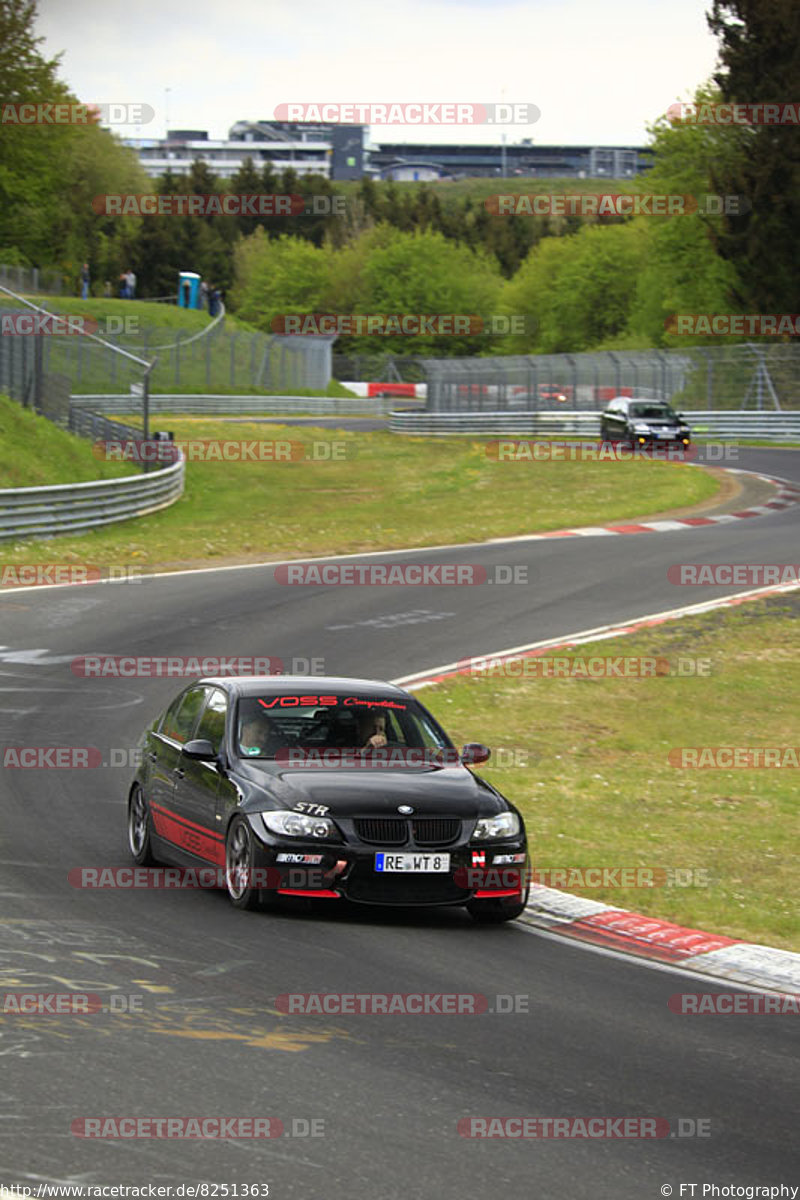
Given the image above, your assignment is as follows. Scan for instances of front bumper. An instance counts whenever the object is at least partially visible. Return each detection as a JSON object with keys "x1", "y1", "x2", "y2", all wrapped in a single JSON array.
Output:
[{"x1": 247, "y1": 819, "x2": 529, "y2": 907}]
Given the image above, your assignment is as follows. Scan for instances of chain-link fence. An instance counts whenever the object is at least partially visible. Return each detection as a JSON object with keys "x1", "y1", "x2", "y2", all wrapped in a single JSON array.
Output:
[
  {"x1": 0, "y1": 264, "x2": 65, "y2": 296},
  {"x1": 0, "y1": 289, "x2": 152, "y2": 428},
  {"x1": 424, "y1": 344, "x2": 800, "y2": 412},
  {"x1": 1, "y1": 302, "x2": 335, "y2": 400},
  {"x1": 333, "y1": 354, "x2": 427, "y2": 383},
  {"x1": 45, "y1": 326, "x2": 334, "y2": 395}
]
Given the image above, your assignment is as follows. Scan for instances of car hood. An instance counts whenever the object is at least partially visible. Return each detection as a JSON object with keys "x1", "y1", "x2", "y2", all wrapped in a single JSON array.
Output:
[{"x1": 234, "y1": 760, "x2": 506, "y2": 816}]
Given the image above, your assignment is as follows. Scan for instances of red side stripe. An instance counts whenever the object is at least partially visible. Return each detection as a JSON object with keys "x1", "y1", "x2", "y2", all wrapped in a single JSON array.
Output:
[{"x1": 151, "y1": 803, "x2": 225, "y2": 865}]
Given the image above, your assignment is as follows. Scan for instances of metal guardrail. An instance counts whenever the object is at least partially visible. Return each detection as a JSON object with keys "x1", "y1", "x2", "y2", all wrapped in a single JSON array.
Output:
[
  {"x1": 683, "y1": 411, "x2": 800, "y2": 439},
  {"x1": 68, "y1": 408, "x2": 144, "y2": 443},
  {"x1": 0, "y1": 455, "x2": 185, "y2": 541},
  {"x1": 389, "y1": 411, "x2": 602, "y2": 436},
  {"x1": 69, "y1": 393, "x2": 410, "y2": 416},
  {"x1": 388, "y1": 410, "x2": 800, "y2": 440}
]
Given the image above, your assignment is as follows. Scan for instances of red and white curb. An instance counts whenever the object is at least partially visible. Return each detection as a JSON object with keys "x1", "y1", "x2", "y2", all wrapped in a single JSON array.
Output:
[
  {"x1": 487, "y1": 472, "x2": 800, "y2": 542},
  {"x1": 518, "y1": 888, "x2": 800, "y2": 993},
  {"x1": 395, "y1": 583, "x2": 800, "y2": 994}
]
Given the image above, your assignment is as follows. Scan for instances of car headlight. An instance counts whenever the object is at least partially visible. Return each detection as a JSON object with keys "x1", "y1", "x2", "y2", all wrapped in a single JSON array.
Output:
[
  {"x1": 471, "y1": 812, "x2": 520, "y2": 840},
  {"x1": 262, "y1": 811, "x2": 339, "y2": 839},
  {"x1": 632, "y1": 424, "x2": 651, "y2": 434}
]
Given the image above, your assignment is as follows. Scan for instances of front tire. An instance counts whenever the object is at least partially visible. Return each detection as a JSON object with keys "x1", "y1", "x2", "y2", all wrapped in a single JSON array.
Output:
[
  {"x1": 127, "y1": 785, "x2": 157, "y2": 866},
  {"x1": 225, "y1": 817, "x2": 275, "y2": 911}
]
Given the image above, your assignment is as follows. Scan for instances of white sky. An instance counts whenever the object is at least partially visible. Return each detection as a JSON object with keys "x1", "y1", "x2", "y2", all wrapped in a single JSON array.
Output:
[{"x1": 34, "y1": 0, "x2": 720, "y2": 146}]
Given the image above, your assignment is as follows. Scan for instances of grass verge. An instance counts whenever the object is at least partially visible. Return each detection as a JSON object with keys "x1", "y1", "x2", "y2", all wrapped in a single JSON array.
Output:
[
  {"x1": 0, "y1": 394, "x2": 135, "y2": 488},
  {"x1": 0, "y1": 418, "x2": 719, "y2": 567},
  {"x1": 418, "y1": 592, "x2": 800, "y2": 950}
]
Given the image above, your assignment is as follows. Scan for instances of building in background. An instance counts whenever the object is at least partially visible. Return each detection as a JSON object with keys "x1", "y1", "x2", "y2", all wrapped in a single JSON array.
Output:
[
  {"x1": 370, "y1": 142, "x2": 649, "y2": 179},
  {"x1": 124, "y1": 122, "x2": 650, "y2": 182}
]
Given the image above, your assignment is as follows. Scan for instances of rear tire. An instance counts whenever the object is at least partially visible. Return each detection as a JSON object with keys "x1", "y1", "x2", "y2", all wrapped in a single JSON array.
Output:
[{"x1": 127, "y1": 785, "x2": 158, "y2": 866}]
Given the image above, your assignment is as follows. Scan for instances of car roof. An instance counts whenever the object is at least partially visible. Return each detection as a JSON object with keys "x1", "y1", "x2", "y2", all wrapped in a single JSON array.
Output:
[{"x1": 194, "y1": 675, "x2": 412, "y2": 699}]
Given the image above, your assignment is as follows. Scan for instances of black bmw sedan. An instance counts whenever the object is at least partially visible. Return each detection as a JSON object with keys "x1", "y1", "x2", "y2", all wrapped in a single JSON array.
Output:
[
  {"x1": 127, "y1": 676, "x2": 530, "y2": 923},
  {"x1": 600, "y1": 396, "x2": 692, "y2": 450}
]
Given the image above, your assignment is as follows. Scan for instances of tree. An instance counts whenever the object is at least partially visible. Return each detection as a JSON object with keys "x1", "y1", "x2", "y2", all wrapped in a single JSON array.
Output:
[
  {"x1": 500, "y1": 223, "x2": 648, "y2": 354},
  {"x1": 0, "y1": 0, "x2": 147, "y2": 284},
  {"x1": 705, "y1": 0, "x2": 800, "y2": 311}
]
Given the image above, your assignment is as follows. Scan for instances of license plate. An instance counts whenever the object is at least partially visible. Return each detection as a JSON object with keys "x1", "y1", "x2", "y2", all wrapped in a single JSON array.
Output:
[
  {"x1": 657, "y1": 431, "x2": 676, "y2": 438},
  {"x1": 375, "y1": 852, "x2": 451, "y2": 873}
]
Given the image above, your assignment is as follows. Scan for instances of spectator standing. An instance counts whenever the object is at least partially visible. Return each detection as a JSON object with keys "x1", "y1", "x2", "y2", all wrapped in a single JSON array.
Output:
[
  {"x1": 80, "y1": 262, "x2": 90, "y2": 300},
  {"x1": 126, "y1": 269, "x2": 137, "y2": 299}
]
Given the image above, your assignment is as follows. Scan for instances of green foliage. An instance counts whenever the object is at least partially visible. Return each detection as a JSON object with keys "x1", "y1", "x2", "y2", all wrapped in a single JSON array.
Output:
[
  {"x1": 705, "y1": 0, "x2": 800, "y2": 313},
  {"x1": 500, "y1": 222, "x2": 648, "y2": 354},
  {"x1": 0, "y1": 0, "x2": 147, "y2": 287},
  {"x1": 232, "y1": 224, "x2": 503, "y2": 355}
]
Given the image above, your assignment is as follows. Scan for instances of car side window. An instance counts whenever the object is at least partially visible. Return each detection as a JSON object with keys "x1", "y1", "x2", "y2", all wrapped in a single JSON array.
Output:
[
  {"x1": 195, "y1": 688, "x2": 228, "y2": 754},
  {"x1": 161, "y1": 687, "x2": 209, "y2": 744}
]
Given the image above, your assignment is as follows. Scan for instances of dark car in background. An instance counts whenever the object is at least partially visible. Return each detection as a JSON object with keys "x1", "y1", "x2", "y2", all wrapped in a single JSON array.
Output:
[
  {"x1": 600, "y1": 397, "x2": 692, "y2": 450},
  {"x1": 127, "y1": 676, "x2": 530, "y2": 923},
  {"x1": 537, "y1": 383, "x2": 573, "y2": 404}
]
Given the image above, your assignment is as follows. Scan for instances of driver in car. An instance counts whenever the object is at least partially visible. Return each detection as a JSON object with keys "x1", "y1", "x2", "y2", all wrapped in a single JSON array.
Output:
[
  {"x1": 357, "y1": 711, "x2": 388, "y2": 752},
  {"x1": 239, "y1": 712, "x2": 281, "y2": 757}
]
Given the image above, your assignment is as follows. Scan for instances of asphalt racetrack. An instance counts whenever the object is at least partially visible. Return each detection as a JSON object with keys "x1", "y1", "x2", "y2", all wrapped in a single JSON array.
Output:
[{"x1": 1, "y1": 448, "x2": 798, "y2": 1198}]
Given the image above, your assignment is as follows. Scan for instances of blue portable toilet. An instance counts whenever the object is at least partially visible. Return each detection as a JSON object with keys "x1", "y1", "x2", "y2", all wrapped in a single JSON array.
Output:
[{"x1": 178, "y1": 271, "x2": 201, "y2": 309}]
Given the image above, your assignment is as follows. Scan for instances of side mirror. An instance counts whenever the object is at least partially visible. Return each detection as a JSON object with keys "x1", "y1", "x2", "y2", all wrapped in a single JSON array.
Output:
[
  {"x1": 461, "y1": 743, "x2": 491, "y2": 765},
  {"x1": 182, "y1": 738, "x2": 217, "y2": 761}
]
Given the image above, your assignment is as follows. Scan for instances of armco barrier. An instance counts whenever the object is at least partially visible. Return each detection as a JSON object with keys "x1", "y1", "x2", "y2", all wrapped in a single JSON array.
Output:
[
  {"x1": 388, "y1": 410, "x2": 800, "y2": 440},
  {"x1": 389, "y1": 411, "x2": 601, "y2": 436},
  {"x1": 69, "y1": 394, "x2": 410, "y2": 417},
  {"x1": 0, "y1": 456, "x2": 184, "y2": 541}
]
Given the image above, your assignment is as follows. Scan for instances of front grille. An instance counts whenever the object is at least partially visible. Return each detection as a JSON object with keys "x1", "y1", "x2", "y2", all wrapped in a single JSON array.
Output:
[
  {"x1": 412, "y1": 818, "x2": 461, "y2": 845},
  {"x1": 353, "y1": 816, "x2": 463, "y2": 846},
  {"x1": 354, "y1": 817, "x2": 408, "y2": 845}
]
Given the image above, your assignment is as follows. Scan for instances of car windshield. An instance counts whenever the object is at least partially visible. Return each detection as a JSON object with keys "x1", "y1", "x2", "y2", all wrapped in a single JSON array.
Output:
[
  {"x1": 235, "y1": 694, "x2": 450, "y2": 759},
  {"x1": 630, "y1": 404, "x2": 677, "y2": 420}
]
